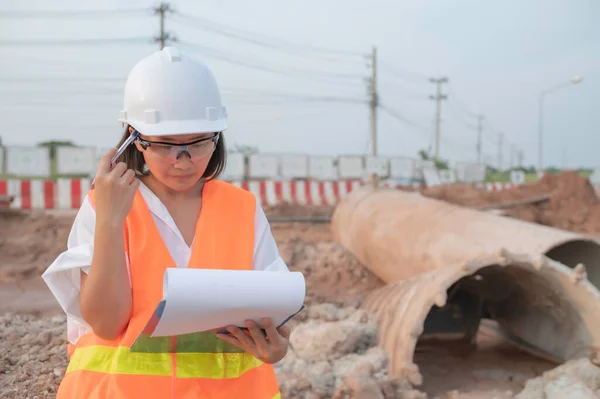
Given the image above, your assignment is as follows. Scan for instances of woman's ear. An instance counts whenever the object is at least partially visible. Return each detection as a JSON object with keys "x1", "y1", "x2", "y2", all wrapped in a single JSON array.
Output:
[
  {"x1": 134, "y1": 141, "x2": 144, "y2": 152},
  {"x1": 128, "y1": 126, "x2": 135, "y2": 134}
]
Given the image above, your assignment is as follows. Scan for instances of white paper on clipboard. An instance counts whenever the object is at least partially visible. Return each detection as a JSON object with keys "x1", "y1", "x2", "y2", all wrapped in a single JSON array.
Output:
[{"x1": 139, "y1": 268, "x2": 306, "y2": 338}]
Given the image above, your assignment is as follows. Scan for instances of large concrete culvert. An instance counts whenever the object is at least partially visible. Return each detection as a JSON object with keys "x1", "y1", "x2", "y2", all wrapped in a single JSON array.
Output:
[
  {"x1": 331, "y1": 187, "x2": 600, "y2": 289},
  {"x1": 360, "y1": 251, "x2": 600, "y2": 386}
]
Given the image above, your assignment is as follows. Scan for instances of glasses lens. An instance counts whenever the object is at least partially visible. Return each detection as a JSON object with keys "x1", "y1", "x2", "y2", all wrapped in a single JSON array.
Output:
[
  {"x1": 186, "y1": 140, "x2": 216, "y2": 158},
  {"x1": 151, "y1": 144, "x2": 174, "y2": 158},
  {"x1": 146, "y1": 138, "x2": 217, "y2": 162}
]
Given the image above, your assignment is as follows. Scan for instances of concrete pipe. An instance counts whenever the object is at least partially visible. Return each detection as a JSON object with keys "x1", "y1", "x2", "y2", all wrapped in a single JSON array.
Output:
[
  {"x1": 361, "y1": 250, "x2": 600, "y2": 385},
  {"x1": 331, "y1": 187, "x2": 600, "y2": 288}
]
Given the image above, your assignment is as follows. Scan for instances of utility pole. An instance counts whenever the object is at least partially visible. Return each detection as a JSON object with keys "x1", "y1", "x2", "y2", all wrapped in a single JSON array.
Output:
[
  {"x1": 429, "y1": 77, "x2": 448, "y2": 162},
  {"x1": 476, "y1": 114, "x2": 484, "y2": 164},
  {"x1": 510, "y1": 144, "x2": 517, "y2": 169},
  {"x1": 368, "y1": 46, "x2": 378, "y2": 188},
  {"x1": 518, "y1": 150, "x2": 524, "y2": 168},
  {"x1": 154, "y1": 2, "x2": 174, "y2": 50},
  {"x1": 497, "y1": 132, "x2": 503, "y2": 171}
]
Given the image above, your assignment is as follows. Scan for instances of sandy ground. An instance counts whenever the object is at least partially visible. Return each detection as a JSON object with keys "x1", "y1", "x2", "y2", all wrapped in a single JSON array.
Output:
[
  {"x1": 0, "y1": 205, "x2": 568, "y2": 398},
  {"x1": 3, "y1": 172, "x2": 600, "y2": 397}
]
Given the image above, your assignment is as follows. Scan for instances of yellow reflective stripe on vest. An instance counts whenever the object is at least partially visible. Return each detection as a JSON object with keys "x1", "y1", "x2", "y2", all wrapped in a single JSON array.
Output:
[
  {"x1": 67, "y1": 346, "x2": 172, "y2": 376},
  {"x1": 67, "y1": 346, "x2": 265, "y2": 379},
  {"x1": 271, "y1": 393, "x2": 281, "y2": 399},
  {"x1": 175, "y1": 352, "x2": 264, "y2": 379}
]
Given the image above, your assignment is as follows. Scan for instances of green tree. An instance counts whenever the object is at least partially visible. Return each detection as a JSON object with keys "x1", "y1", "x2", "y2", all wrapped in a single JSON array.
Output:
[{"x1": 417, "y1": 148, "x2": 449, "y2": 170}]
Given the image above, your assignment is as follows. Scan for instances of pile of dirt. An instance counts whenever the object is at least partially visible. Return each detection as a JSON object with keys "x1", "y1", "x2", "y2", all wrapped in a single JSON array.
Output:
[
  {"x1": 0, "y1": 210, "x2": 73, "y2": 282},
  {"x1": 528, "y1": 172, "x2": 600, "y2": 233},
  {"x1": 0, "y1": 313, "x2": 68, "y2": 398},
  {"x1": 275, "y1": 303, "x2": 427, "y2": 398},
  {"x1": 279, "y1": 237, "x2": 384, "y2": 307},
  {"x1": 423, "y1": 172, "x2": 600, "y2": 234}
]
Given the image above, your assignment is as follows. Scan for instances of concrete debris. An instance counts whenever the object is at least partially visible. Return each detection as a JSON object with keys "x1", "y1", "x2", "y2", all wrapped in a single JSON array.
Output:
[
  {"x1": 0, "y1": 313, "x2": 68, "y2": 399},
  {"x1": 275, "y1": 303, "x2": 427, "y2": 399},
  {"x1": 515, "y1": 358, "x2": 600, "y2": 399}
]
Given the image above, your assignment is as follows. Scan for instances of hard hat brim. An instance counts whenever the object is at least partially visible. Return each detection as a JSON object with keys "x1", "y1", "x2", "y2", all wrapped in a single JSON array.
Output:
[{"x1": 120, "y1": 118, "x2": 227, "y2": 137}]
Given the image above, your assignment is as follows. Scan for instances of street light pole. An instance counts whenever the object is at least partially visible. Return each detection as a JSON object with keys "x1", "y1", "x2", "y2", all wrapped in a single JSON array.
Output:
[{"x1": 537, "y1": 75, "x2": 583, "y2": 173}]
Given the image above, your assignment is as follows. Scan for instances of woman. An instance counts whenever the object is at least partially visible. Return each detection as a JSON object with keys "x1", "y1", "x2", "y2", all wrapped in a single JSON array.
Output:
[{"x1": 43, "y1": 46, "x2": 289, "y2": 398}]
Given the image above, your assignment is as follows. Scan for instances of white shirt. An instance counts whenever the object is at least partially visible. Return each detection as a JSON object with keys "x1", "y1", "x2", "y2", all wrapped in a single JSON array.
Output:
[{"x1": 42, "y1": 181, "x2": 289, "y2": 345}]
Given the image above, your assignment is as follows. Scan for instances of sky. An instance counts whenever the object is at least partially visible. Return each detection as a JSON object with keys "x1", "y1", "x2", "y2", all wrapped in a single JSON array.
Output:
[{"x1": 0, "y1": 0, "x2": 598, "y2": 170}]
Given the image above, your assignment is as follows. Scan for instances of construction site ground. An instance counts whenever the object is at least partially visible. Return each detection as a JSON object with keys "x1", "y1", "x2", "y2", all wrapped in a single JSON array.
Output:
[{"x1": 2, "y1": 171, "x2": 600, "y2": 398}]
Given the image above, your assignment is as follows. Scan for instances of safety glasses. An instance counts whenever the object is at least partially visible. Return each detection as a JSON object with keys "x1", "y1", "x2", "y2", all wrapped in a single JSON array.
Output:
[{"x1": 137, "y1": 132, "x2": 220, "y2": 164}]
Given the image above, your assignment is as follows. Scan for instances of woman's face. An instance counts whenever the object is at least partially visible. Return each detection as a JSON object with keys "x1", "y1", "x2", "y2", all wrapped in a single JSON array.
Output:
[{"x1": 133, "y1": 129, "x2": 217, "y2": 192}]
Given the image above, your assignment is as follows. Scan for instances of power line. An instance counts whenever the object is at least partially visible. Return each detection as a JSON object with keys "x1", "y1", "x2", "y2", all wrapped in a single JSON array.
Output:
[
  {"x1": 222, "y1": 87, "x2": 364, "y2": 102},
  {"x1": 380, "y1": 103, "x2": 474, "y2": 160},
  {"x1": 225, "y1": 94, "x2": 364, "y2": 104},
  {"x1": 446, "y1": 85, "x2": 478, "y2": 118},
  {"x1": 379, "y1": 61, "x2": 431, "y2": 84},
  {"x1": 379, "y1": 103, "x2": 430, "y2": 133},
  {"x1": 178, "y1": 40, "x2": 364, "y2": 82},
  {"x1": 0, "y1": 77, "x2": 124, "y2": 83},
  {"x1": 0, "y1": 88, "x2": 122, "y2": 95},
  {"x1": 0, "y1": 8, "x2": 151, "y2": 18},
  {"x1": 171, "y1": 14, "x2": 339, "y2": 61},
  {"x1": 377, "y1": 78, "x2": 431, "y2": 101},
  {"x1": 0, "y1": 38, "x2": 152, "y2": 46},
  {"x1": 170, "y1": 11, "x2": 363, "y2": 57}
]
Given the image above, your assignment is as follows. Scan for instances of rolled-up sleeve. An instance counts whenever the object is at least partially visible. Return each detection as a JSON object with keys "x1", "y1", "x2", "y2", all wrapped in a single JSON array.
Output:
[
  {"x1": 252, "y1": 201, "x2": 290, "y2": 272},
  {"x1": 42, "y1": 196, "x2": 96, "y2": 330}
]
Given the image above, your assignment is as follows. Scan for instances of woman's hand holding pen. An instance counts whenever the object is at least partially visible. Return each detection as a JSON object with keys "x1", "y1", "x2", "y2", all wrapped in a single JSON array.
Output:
[
  {"x1": 216, "y1": 318, "x2": 292, "y2": 364},
  {"x1": 93, "y1": 148, "x2": 140, "y2": 225}
]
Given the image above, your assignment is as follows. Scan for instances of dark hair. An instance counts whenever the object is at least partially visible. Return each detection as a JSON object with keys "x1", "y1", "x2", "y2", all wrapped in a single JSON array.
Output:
[{"x1": 114, "y1": 126, "x2": 227, "y2": 181}]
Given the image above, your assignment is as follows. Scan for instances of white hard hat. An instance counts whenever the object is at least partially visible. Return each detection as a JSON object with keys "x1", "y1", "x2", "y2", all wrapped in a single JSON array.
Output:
[{"x1": 119, "y1": 46, "x2": 227, "y2": 136}]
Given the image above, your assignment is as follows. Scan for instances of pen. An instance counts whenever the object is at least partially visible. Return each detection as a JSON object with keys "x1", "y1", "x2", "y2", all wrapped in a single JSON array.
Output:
[{"x1": 91, "y1": 130, "x2": 140, "y2": 186}]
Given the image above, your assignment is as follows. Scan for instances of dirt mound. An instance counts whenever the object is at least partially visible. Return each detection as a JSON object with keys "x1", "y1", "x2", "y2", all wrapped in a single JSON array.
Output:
[
  {"x1": 0, "y1": 313, "x2": 68, "y2": 398},
  {"x1": 0, "y1": 210, "x2": 73, "y2": 282},
  {"x1": 423, "y1": 172, "x2": 600, "y2": 234},
  {"x1": 279, "y1": 238, "x2": 384, "y2": 307},
  {"x1": 532, "y1": 172, "x2": 600, "y2": 233}
]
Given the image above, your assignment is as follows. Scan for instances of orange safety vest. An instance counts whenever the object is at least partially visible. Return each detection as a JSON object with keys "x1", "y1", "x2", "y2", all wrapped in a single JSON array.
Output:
[{"x1": 57, "y1": 179, "x2": 281, "y2": 399}]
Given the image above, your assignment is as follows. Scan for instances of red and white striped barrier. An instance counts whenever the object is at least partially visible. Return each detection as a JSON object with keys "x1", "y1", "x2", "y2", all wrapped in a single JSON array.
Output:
[
  {"x1": 0, "y1": 179, "x2": 424, "y2": 210},
  {"x1": 0, "y1": 179, "x2": 519, "y2": 210},
  {"x1": 475, "y1": 182, "x2": 518, "y2": 192},
  {"x1": 0, "y1": 179, "x2": 57, "y2": 210}
]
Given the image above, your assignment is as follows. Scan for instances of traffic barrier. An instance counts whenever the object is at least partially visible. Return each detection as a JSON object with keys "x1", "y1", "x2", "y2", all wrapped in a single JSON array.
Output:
[
  {"x1": 0, "y1": 178, "x2": 521, "y2": 210},
  {"x1": 0, "y1": 179, "x2": 424, "y2": 210}
]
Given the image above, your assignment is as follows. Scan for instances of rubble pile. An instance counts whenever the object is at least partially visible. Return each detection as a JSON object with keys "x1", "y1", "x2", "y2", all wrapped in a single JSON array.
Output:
[
  {"x1": 275, "y1": 303, "x2": 427, "y2": 399},
  {"x1": 0, "y1": 313, "x2": 68, "y2": 398},
  {"x1": 515, "y1": 358, "x2": 600, "y2": 399}
]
